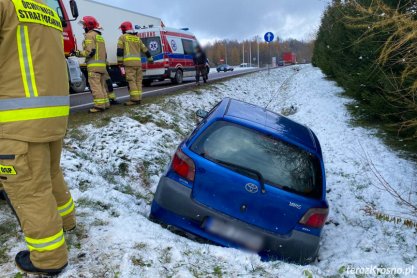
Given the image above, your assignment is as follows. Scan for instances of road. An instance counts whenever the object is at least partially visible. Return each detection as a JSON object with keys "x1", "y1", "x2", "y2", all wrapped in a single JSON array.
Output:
[{"x1": 70, "y1": 68, "x2": 262, "y2": 112}]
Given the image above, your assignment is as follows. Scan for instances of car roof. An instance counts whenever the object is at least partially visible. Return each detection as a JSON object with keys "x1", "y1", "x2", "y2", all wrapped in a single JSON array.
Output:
[{"x1": 214, "y1": 98, "x2": 320, "y2": 154}]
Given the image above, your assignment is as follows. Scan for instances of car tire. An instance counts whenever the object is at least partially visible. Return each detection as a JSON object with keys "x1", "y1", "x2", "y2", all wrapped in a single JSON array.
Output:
[
  {"x1": 143, "y1": 80, "x2": 152, "y2": 87},
  {"x1": 69, "y1": 73, "x2": 87, "y2": 94},
  {"x1": 171, "y1": 69, "x2": 183, "y2": 85}
]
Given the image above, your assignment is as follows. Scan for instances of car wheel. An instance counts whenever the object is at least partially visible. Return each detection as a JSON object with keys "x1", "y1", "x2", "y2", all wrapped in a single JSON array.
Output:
[
  {"x1": 143, "y1": 80, "x2": 152, "y2": 87},
  {"x1": 69, "y1": 73, "x2": 87, "y2": 94},
  {"x1": 171, "y1": 69, "x2": 183, "y2": 84}
]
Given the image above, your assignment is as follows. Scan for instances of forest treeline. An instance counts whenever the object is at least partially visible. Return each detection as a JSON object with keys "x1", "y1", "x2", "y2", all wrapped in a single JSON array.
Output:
[{"x1": 204, "y1": 39, "x2": 314, "y2": 67}]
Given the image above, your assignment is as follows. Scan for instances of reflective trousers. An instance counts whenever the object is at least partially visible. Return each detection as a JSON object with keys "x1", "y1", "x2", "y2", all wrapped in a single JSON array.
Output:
[
  {"x1": 0, "y1": 139, "x2": 76, "y2": 270},
  {"x1": 103, "y1": 70, "x2": 116, "y2": 101},
  {"x1": 125, "y1": 66, "x2": 143, "y2": 101},
  {"x1": 88, "y1": 71, "x2": 109, "y2": 109}
]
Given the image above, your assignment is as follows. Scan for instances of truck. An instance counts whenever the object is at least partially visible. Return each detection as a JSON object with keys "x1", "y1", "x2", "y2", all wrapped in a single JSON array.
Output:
[
  {"x1": 45, "y1": 0, "x2": 162, "y2": 93},
  {"x1": 282, "y1": 52, "x2": 297, "y2": 65}
]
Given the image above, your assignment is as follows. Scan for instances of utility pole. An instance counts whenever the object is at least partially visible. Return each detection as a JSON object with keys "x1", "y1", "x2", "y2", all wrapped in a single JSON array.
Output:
[
  {"x1": 242, "y1": 41, "x2": 245, "y2": 64},
  {"x1": 224, "y1": 41, "x2": 228, "y2": 64},
  {"x1": 257, "y1": 35, "x2": 260, "y2": 68},
  {"x1": 249, "y1": 40, "x2": 252, "y2": 67}
]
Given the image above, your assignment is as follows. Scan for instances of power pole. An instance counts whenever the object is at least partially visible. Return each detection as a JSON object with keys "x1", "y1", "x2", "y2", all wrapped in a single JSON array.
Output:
[
  {"x1": 249, "y1": 40, "x2": 252, "y2": 67},
  {"x1": 224, "y1": 41, "x2": 228, "y2": 64},
  {"x1": 257, "y1": 36, "x2": 260, "y2": 68},
  {"x1": 242, "y1": 41, "x2": 245, "y2": 64}
]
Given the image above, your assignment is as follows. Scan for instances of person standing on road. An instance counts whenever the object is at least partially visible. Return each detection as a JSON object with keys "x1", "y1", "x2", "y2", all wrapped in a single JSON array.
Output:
[
  {"x1": 193, "y1": 45, "x2": 208, "y2": 85},
  {"x1": 0, "y1": 0, "x2": 76, "y2": 275},
  {"x1": 117, "y1": 21, "x2": 153, "y2": 106},
  {"x1": 75, "y1": 16, "x2": 110, "y2": 113}
]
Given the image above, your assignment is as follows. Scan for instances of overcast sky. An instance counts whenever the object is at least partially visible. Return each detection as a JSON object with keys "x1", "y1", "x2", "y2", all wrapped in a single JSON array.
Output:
[{"x1": 98, "y1": 0, "x2": 329, "y2": 44}]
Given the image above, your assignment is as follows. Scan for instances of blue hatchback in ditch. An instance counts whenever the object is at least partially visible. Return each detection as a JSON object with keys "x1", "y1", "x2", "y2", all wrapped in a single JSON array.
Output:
[{"x1": 150, "y1": 98, "x2": 328, "y2": 264}]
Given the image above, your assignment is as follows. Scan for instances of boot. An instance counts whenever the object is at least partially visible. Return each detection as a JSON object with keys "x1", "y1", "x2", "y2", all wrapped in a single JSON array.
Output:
[
  {"x1": 15, "y1": 251, "x2": 67, "y2": 276},
  {"x1": 64, "y1": 225, "x2": 76, "y2": 233},
  {"x1": 124, "y1": 100, "x2": 141, "y2": 106},
  {"x1": 110, "y1": 99, "x2": 120, "y2": 105},
  {"x1": 89, "y1": 107, "x2": 105, "y2": 113}
]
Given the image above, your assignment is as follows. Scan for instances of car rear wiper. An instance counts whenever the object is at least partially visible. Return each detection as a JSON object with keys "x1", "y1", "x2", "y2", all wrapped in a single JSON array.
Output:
[{"x1": 201, "y1": 153, "x2": 266, "y2": 194}]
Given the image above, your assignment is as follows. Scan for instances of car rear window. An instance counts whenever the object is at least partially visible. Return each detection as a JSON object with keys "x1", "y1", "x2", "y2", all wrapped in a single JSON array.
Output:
[{"x1": 190, "y1": 121, "x2": 322, "y2": 198}]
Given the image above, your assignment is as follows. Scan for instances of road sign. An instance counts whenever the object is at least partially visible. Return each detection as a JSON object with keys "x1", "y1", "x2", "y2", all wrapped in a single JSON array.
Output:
[{"x1": 264, "y1": 32, "x2": 274, "y2": 43}]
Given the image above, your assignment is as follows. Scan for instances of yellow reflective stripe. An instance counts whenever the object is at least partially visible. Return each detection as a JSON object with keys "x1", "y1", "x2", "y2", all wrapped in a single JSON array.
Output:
[
  {"x1": 124, "y1": 57, "x2": 141, "y2": 62},
  {"x1": 23, "y1": 26, "x2": 38, "y2": 97},
  {"x1": 26, "y1": 229, "x2": 65, "y2": 252},
  {"x1": 87, "y1": 63, "x2": 106, "y2": 68},
  {"x1": 130, "y1": 91, "x2": 142, "y2": 96},
  {"x1": 94, "y1": 98, "x2": 108, "y2": 104},
  {"x1": 16, "y1": 26, "x2": 39, "y2": 98},
  {"x1": 16, "y1": 26, "x2": 30, "y2": 98},
  {"x1": 95, "y1": 39, "x2": 99, "y2": 61},
  {"x1": 58, "y1": 197, "x2": 75, "y2": 217},
  {"x1": 0, "y1": 106, "x2": 69, "y2": 123}
]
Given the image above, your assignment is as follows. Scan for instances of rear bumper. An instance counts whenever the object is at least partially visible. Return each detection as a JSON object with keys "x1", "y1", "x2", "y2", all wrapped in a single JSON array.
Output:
[
  {"x1": 143, "y1": 68, "x2": 171, "y2": 80},
  {"x1": 150, "y1": 177, "x2": 320, "y2": 264}
]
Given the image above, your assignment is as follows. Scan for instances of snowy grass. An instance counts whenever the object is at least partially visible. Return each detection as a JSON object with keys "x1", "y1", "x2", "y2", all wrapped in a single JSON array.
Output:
[{"x1": 0, "y1": 65, "x2": 416, "y2": 277}]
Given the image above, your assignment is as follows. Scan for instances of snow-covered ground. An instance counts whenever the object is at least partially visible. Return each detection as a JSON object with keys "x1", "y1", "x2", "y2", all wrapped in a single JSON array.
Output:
[{"x1": 0, "y1": 65, "x2": 416, "y2": 277}]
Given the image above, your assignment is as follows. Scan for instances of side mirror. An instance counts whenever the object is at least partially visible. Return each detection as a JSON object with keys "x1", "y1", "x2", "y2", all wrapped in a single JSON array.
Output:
[
  {"x1": 196, "y1": 109, "x2": 208, "y2": 119},
  {"x1": 70, "y1": 0, "x2": 79, "y2": 19}
]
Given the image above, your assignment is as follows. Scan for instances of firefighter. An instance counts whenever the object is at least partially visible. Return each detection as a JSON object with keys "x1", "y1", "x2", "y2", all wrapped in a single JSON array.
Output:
[
  {"x1": 104, "y1": 68, "x2": 118, "y2": 104},
  {"x1": 117, "y1": 21, "x2": 153, "y2": 106},
  {"x1": 0, "y1": 0, "x2": 76, "y2": 275},
  {"x1": 75, "y1": 16, "x2": 110, "y2": 112}
]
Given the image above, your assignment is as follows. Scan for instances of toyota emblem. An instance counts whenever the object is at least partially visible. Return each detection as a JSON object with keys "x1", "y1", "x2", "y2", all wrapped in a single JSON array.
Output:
[{"x1": 245, "y1": 183, "x2": 258, "y2": 194}]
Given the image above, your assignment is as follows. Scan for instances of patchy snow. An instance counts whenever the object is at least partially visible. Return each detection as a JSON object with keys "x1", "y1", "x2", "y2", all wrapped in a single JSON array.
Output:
[{"x1": 0, "y1": 65, "x2": 416, "y2": 277}]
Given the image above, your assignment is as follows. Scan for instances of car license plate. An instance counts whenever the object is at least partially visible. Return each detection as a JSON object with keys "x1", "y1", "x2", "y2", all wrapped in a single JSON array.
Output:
[{"x1": 204, "y1": 218, "x2": 263, "y2": 251}]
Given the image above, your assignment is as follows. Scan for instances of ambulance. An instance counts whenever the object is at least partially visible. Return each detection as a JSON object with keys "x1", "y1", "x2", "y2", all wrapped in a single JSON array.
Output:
[{"x1": 138, "y1": 27, "x2": 209, "y2": 86}]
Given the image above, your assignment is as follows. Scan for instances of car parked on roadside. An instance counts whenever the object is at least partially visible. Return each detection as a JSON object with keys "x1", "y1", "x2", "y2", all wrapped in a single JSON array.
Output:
[
  {"x1": 217, "y1": 64, "x2": 234, "y2": 72},
  {"x1": 150, "y1": 98, "x2": 328, "y2": 264}
]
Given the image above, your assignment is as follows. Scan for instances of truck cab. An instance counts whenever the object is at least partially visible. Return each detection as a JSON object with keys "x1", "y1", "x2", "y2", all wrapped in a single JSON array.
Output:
[{"x1": 44, "y1": 0, "x2": 86, "y2": 93}]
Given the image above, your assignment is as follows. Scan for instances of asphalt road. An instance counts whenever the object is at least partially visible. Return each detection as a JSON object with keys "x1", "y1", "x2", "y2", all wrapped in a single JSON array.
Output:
[{"x1": 70, "y1": 68, "x2": 262, "y2": 112}]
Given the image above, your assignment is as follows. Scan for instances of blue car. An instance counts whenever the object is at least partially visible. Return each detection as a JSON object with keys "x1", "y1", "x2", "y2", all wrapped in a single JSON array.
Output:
[{"x1": 150, "y1": 98, "x2": 328, "y2": 264}]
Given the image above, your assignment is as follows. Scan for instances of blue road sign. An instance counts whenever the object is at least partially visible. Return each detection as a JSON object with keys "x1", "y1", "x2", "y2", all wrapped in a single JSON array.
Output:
[{"x1": 264, "y1": 32, "x2": 274, "y2": 43}]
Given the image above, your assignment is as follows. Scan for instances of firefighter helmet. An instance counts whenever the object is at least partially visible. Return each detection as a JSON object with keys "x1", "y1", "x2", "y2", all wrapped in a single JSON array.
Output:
[
  {"x1": 79, "y1": 16, "x2": 100, "y2": 31},
  {"x1": 119, "y1": 21, "x2": 134, "y2": 32}
]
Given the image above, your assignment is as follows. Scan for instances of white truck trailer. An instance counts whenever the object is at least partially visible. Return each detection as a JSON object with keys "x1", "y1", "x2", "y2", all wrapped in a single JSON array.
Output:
[{"x1": 63, "y1": 0, "x2": 162, "y2": 90}]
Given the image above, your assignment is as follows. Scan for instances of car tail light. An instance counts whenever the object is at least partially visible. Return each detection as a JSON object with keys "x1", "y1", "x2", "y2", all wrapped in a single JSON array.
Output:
[
  {"x1": 299, "y1": 208, "x2": 328, "y2": 229},
  {"x1": 171, "y1": 149, "x2": 195, "y2": 182}
]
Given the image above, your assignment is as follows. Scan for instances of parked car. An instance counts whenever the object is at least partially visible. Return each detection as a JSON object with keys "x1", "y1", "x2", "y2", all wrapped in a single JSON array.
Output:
[
  {"x1": 150, "y1": 98, "x2": 328, "y2": 264},
  {"x1": 216, "y1": 64, "x2": 234, "y2": 72}
]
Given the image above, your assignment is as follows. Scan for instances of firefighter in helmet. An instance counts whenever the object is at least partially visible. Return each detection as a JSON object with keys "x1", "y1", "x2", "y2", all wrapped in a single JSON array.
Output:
[
  {"x1": 75, "y1": 16, "x2": 114, "y2": 112},
  {"x1": 117, "y1": 21, "x2": 153, "y2": 106},
  {"x1": 0, "y1": 0, "x2": 76, "y2": 275}
]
